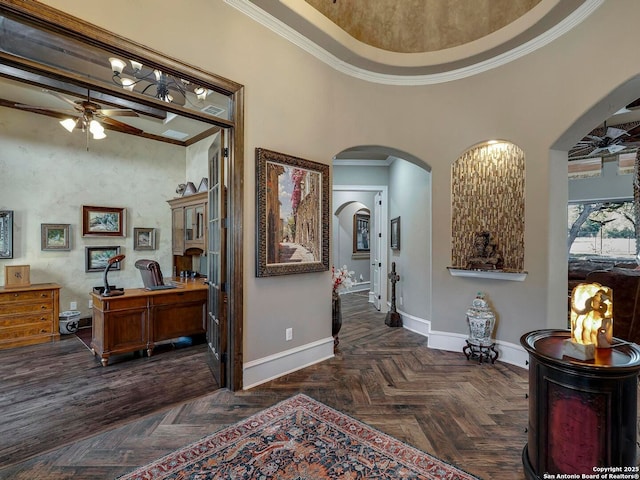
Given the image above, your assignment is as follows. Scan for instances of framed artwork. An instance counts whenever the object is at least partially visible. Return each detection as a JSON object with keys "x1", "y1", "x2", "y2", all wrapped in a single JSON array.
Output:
[
  {"x1": 0, "y1": 211, "x2": 13, "y2": 259},
  {"x1": 41, "y1": 224, "x2": 71, "y2": 251},
  {"x1": 86, "y1": 246, "x2": 122, "y2": 272},
  {"x1": 133, "y1": 227, "x2": 156, "y2": 250},
  {"x1": 390, "y1": 216, "x2": 401, "y2": 250},
  {"x1": 82, "y1": 206, "x2": 125, "y2": 237},
  {"x1": 4, "y1": 265, "x2": 30, "y2": 288},
  {"x1": 353, "y1": 211, "x2": 370, "y2": 254},
  {"x1": 255, "y1": 148, "x2": 330, "y2": 277}
]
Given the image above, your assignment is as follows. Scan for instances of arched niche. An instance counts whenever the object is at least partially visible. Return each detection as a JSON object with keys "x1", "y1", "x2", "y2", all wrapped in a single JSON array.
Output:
[{"x1": 451, "y1": 141, "x2": 525, "y2": 273}]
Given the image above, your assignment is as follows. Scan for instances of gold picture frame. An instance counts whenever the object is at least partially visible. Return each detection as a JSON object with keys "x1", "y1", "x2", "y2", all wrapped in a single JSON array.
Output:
[{"x1": 255, "y1": 148, "x2": 329, "y2": 277}]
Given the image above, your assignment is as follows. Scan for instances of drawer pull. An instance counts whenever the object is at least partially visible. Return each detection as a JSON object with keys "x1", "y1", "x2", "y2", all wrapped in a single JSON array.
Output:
[
  {"x1": 41, "y1": 305, "x2": 48, "y2": 309},
  {"x1": 13, "y1": 293, "x2": 19, "y2": 297},
  {"x1": 40, "y1": 293, "x2": 47, "y2": 298}
]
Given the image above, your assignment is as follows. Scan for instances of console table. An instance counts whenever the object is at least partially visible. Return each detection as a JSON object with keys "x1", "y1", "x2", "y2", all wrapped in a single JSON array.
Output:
[
  {"x1": 520, "y1": 329, "x2": 640, "y2": 479},
  {"x1": 90, "y1": 278, "x2": 207, "y2": 366}
]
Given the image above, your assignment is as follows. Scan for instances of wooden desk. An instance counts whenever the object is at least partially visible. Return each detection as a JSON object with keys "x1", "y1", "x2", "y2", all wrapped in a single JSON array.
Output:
[{"x1": 90, "y1": 278, "x2": 207, "y2": 366}]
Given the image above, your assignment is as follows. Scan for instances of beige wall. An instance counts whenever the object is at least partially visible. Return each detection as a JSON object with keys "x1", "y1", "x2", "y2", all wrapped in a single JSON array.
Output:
[
  {"x1": 30, "y1": 1, "x2": 640, "y2": 371},
  {"x1": 0, "y1": 108, "x2": 185, "y2": 317}
]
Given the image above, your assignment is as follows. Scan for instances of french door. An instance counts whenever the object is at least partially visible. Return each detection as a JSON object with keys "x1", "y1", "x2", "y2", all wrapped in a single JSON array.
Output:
[{"x1": 207, "y1": 130, "x2": 227, "y2": 386}]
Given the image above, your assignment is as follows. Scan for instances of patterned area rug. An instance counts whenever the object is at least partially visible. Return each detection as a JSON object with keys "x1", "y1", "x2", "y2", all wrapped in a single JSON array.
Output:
[{"x1": 118, "y1": 393, "x2": 479, "y2": 480}]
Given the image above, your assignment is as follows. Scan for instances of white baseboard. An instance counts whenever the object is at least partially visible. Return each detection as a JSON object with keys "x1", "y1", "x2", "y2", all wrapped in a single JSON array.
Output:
[
  {"x1": 426, "y1": 330, "x2": 528, "y2": 369},
  {"x1": 243, "y1": 337, "x2": 335, "y2": 389},
  {"x1": 243, "y1": 312, "x2": 529, "y2": 390},
  {"x1": 396, "y1": 306, "x2": 528, "y2": 369}
]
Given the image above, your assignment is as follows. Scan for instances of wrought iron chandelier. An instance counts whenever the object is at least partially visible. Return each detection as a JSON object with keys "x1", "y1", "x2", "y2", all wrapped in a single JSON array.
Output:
[{"x1": 108, "y1": 57, "x2": 208, "y2": 104}]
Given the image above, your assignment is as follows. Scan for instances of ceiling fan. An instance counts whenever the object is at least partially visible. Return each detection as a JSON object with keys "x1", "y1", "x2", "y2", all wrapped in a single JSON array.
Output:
[
  {"x1": 569, "y1": 120, "x2": 640, "y2": 159},
  {"x1": 14, "y1": 89, "x2": 143, "y2": 139}
]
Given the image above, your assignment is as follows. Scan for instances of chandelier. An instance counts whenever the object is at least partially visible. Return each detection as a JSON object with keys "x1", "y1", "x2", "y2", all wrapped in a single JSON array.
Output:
[{"x1": 108, "y1": 57, "x2": 208, "y2": 104}]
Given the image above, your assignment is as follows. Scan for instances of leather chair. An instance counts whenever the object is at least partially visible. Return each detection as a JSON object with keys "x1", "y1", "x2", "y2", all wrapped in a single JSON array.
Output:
[{"x1": 585, "y1": 268, "x2": 640, "y2": 345}]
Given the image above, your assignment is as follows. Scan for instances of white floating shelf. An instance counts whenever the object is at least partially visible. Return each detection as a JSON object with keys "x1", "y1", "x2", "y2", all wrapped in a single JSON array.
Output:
[{"x1": 447, "y1": 268, "x2": 527, "y2": 282}]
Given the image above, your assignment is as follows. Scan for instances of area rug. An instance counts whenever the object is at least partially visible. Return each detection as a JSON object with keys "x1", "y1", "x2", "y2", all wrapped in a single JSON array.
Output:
[{"x1": 118, "y1": 393, "x2": 479, "y2": 480}]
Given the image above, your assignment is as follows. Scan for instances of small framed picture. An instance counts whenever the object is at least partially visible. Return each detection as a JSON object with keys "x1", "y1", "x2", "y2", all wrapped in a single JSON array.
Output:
[
  {"x1": 133, "y1": 227, "x2": 156, "y2": 250},
  {"x1": 4, "y1": 265, "x2": 30, "y2": 288},
  {"x1": 82, "y1": 206, "x2": 126, "y2": 237},
  {"x1": 86, "y1": 246, "x2": 122, "y2": 272},
  {"x1": 41, "y1": 224, "x2": 71, "y2": 251},
  {"x1": 390, "y1": 216, "x2": 401, "y2": 250}
]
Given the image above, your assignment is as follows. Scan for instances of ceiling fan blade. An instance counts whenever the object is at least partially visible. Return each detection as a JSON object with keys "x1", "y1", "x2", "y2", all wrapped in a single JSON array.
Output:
[
  {"x1": 605, "y1": 127, "x2": 628, "y2": 140},
  {"x1": 99, "y1": 109, "x2": 139, "y2": 117},
  {"x1": 100, "y1": 116, "x2": 143, "y2": 134},
  {"x1": 13, "y1": 103, "x2": 77, "y2": 115},
  {"x1": 44, "y1": 89, "x2": 82, "y2": 110},
  {"x1": 569, "y1": 146, "x2": 597, "y2": 158}
]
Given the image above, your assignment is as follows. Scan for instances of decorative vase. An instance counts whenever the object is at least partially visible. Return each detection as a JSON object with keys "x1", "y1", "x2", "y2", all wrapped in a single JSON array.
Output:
[
  {"x1": 466, "y1": 292, "x2": 496, "y2": 346},
  {"x1": 332, "y1": 290, "x2": 342, "y2": 346}
]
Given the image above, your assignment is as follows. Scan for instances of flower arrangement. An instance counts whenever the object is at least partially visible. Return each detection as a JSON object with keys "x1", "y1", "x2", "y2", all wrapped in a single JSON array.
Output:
[{"x1": 332, "y1": 265, "x2": 354, "y2": 293}]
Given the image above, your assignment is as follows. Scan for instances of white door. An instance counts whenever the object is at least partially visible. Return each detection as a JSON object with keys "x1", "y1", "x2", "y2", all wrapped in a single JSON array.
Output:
[{"x1": 372, "y1": 191, "x2": 383, "y2": 310}]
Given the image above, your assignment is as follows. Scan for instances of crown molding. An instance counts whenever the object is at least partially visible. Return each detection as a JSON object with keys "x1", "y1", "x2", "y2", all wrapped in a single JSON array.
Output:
[{"x1": 226, "y1": 0, "x2": 603, "y2": 86}]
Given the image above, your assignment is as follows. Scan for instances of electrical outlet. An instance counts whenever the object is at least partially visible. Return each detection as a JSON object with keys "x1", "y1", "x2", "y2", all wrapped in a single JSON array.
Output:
[
  {"x1": 70, "y1": 301, "x2": 77, "y2": 310},
  {"x1": 399, "y1": 296, "x2": 403, "y2": 306},
  {"x1": 285, "y1": 328, "x2": 293, "y2": 341},
  {"x1": 88, "y1": 299, "x2": 93, "y2": 309}
]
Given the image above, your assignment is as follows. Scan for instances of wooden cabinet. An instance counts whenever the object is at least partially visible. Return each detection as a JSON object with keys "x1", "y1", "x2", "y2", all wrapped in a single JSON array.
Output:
[
  {"x1": 521, "y1": 330, "x2": 640, "y2": 479},
  {"x1": 0, "y1": 283, "x2": 61, "y2": 349},
  {"x1": 168, "y1": 192, "x2": 207, "y2": 255},
  {"x1": 90, "y1": 279, "x2": 206, "y2": 366}
]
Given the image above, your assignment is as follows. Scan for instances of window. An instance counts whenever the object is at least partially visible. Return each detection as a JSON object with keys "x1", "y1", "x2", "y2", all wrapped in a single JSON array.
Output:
[{"x1": 568, "y1": 201, "x2": 636, "y2": 258}]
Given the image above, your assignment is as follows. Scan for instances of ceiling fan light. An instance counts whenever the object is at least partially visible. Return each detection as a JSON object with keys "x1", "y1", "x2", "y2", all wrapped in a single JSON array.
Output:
[
  {"x1": 89, "y1": 120, "x2": 104, "y2": 135},
  {"x1": 92, "y1": 130, "x2": 107, "y2": 140},
  {"x1": 108, "y1": 57, "x2": 126, "y2": 75},
  {"x1": 60, "y1": 118, "x2": 77, "y2": 132}
]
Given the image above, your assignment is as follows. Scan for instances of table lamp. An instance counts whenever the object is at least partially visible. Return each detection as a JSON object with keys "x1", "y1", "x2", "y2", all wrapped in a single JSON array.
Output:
[
  {"x1": 102, "y1": 254, "x2": 125, "y2": 297},
  {"x1": 565, "y1": 282, "x2": 613, "y2": 360}
]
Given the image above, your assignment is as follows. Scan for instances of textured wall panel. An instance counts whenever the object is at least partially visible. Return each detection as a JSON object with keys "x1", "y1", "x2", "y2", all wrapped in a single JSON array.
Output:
[{"x1": 451, "y1": 143, "x2": 525, "y2": 271}]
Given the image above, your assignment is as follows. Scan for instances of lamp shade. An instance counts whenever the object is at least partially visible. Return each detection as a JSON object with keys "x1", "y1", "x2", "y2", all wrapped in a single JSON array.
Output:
[{"x1": 108, "y1": 57, "x2": 126, "y2": 74}]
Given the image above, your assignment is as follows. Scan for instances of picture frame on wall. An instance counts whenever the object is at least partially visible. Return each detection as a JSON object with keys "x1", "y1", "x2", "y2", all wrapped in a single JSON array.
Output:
[
  {"x1": 41, "y1": 224, "x2": 71, "y2": 251},
  {"x1": 82, "y1": 206, "x2": 125, "y2": 237},
  {"x1": 86, "y1": 246, "x2": 122, "y2": 272},
  {"x1": 353, "y1": 211, "x2": 370, "y2": 254},
  {"x1": 0, "y1": 210, "x2": 13, "y2": 259},
  {"x1": 390, "y1": 216, "x2": 401, "y2": 250},
  {"x1": 133, "y1": 227, "x2": 156, "y2": 250},
  {"x1": 255, "y1": 148, "x2": 330, "y2": 277}
]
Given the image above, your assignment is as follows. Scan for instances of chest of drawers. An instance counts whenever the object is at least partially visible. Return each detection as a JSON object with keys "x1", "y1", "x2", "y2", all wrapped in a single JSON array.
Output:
[{"x1": 0, "y1": 283, "x2": 61, "y2": 349}]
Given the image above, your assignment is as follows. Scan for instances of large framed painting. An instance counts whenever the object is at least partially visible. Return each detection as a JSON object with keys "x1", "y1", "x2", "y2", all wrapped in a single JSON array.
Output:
[
  {"x1": 0, "y1": 211, "x2": 13, "y2": 259},
  {"x1": 255, "y1": 148, "x2": 329, "y2": 277},
  {"x1": 82, "y1": 206, "x2": 126, "y2": 237}
]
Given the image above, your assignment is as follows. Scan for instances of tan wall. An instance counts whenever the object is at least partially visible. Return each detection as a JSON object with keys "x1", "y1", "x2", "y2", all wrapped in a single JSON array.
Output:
[{"x1": 33, "y1": 0, "x2": 640, "y2": 362}]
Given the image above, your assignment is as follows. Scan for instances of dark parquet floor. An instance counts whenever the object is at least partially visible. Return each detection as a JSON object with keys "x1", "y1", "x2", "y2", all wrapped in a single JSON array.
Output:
[{"x1": 0, "y1": 292, "x2": 532, "y2": 480}]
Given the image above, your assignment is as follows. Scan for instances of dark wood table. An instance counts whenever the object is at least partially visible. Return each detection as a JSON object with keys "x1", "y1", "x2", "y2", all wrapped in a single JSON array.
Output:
[
  {"x1": 90, "y1": 278, "x2": 207, "y2": 366},
  {"x1": 520, "y1": 329, "x2": 640, "y2": 479}
]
